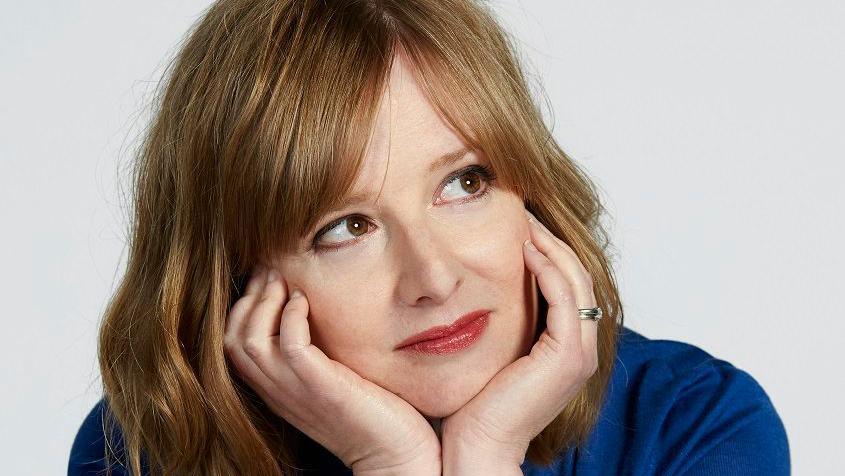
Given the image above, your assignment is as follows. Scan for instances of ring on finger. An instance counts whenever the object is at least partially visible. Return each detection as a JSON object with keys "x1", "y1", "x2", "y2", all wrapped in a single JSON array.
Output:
[{"x1": 578, "y1": 307, "x2": 603, "y2": 322}]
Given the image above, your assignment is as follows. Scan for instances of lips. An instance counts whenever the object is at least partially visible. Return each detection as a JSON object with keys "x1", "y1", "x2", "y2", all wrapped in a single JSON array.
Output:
[{"x1": 394, "y1": 309, "x2": 492, "y2": 350}]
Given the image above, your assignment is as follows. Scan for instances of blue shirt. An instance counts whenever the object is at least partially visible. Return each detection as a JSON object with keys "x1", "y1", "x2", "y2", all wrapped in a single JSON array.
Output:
[{"x1": 69, "y1": 327, "x2": 790, "y2": 475}]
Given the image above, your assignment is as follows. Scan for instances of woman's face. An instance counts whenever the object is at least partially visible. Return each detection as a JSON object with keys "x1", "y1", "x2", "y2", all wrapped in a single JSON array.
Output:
[{"x1": 270, "y1": 53, "x2": 538, "y2": 418}]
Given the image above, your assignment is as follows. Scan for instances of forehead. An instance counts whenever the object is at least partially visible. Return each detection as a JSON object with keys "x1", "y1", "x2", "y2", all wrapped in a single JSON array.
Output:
[{"x1": 349, "y1": 53, "x2": 469, "y2": 198}]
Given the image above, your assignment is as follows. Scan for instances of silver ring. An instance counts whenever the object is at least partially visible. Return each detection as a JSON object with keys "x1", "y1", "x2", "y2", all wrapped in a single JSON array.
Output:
[{"x1": 578, "y1": 307, "x2": 603, "y2": 322}]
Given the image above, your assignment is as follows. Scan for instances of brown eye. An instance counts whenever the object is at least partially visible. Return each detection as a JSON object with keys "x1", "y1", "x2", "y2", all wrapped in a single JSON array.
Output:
[
  {"x1": 346, "y1": 215, "x2": 369, "y2": 237},
  {"x1": 311, "y1": 214, "x2": 374, "y2": 250},
  {"x1": 439, "y1": 164, "x2": 494, "y2": 203},
  {"x1": 459, "y1": 171, "x2": 482, "y2": 194}
]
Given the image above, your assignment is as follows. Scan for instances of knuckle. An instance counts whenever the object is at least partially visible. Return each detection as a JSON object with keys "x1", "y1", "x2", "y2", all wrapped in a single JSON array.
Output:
[
  {"x1": 562, "y1": 284, "x2": 576, "y2": 302},
  {"x1": 533, "y1": 334, "x2": 564, "y2": 367},
  {"x1": 581, "y1": 352, "x2": 599, "y2": 380},
  {"x1": 230, "y1": 295, "x2": 257, "y2": 313},
  {"x1": 581, "y1": 269, "x2": 594, "y2": 289},
  {"x1": 222, "y1": 334, "x2": 237, "y2": 353},
  {"x1": 243, "y1": 337, "x2": 268, "y2": 360},
  {"x1": 258, "y1": 282, "x2": 282, "y2": 303},
  {"x1": 549, "y1": 285, "x2": 574, "y2": 306},
  {"x1": 536, "y1": 259, "x2": 557, "y2": 275},
  {"x1": 280, "y1": 343, "x2": 309, "y2": 364}
]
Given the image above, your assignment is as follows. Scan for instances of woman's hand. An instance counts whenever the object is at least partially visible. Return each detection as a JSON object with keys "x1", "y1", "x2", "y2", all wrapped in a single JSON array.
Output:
[
  {"x1": 224, "y1": 266, "x2": 441, "y2": 476},
  {"x1": 440, "y1": 209, "x2": 600, "y2": 474}
]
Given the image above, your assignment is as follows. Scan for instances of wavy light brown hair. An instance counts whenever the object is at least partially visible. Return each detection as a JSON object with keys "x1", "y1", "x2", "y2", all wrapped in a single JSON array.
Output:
[{"x1": 98, "y1": 0, "x2": 625, "y2": 474}]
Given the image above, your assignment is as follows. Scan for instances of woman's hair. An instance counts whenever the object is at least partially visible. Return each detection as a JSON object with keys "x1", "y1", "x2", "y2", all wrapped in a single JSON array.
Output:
[{"x1": 98, "y1": 0, "x2": 625, "y2": 474}]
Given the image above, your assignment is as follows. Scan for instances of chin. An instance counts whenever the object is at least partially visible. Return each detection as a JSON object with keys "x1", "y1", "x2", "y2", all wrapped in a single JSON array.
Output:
[{"x1": 402, "y1": 377, "x2": 484, "y2": 418}]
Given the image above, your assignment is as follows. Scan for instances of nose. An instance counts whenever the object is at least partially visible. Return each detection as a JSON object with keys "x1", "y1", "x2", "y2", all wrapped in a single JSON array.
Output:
[{"x1": 393, "y1": 218, "x2": 463, "y2": 307}]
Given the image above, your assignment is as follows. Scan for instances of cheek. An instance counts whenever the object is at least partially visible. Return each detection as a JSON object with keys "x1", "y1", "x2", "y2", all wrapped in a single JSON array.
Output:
[
  {"x1": 461, "y1": 207, "x2": 528, "y2": 286},
  {"x1": 297, "y1": 274, "x2": 387, "y2": 360}
]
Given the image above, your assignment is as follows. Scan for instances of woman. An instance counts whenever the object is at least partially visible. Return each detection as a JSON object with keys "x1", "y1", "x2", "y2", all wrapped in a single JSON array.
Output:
[{"x1": 68, "y1": 0, "x2": 789, "y2": 474}]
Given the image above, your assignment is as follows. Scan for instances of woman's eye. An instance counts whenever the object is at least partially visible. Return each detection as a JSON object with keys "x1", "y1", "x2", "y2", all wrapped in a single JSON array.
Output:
[
  {"x1": 312, "y1": 164, "x2": 497, "y2": 253},
  {"x1": 312, "y1": 215, "x2": 373, "y2": 251},
  {"x1": 439, "y1": 167, "x2": 488, "y2": 202}
]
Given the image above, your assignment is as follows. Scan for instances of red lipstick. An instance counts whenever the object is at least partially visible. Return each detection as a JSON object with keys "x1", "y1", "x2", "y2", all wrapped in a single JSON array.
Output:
[{"x1": 394, "y1": 310, "x2": 491, "y2": 355}]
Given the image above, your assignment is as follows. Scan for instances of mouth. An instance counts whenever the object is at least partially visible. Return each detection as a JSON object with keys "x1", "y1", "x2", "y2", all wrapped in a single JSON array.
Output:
[{"x1": 394, "y1": 309, "x2": 491, "y2": 355}]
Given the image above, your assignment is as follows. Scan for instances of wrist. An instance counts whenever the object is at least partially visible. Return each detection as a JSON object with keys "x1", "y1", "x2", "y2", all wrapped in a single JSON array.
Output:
[
  {"x1": 442, "y1": 437, "x2": 525, "y2": 476},
  {"x1": 351, "y1": 446, "x2": 441, "y2": 476},
  {"x1": 352, "y1": 459, "x2": 441, "y2": 476}
]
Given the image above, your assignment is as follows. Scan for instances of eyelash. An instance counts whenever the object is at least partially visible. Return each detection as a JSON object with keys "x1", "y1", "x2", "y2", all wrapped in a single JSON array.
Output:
[{"x1": 310, "y1": 164, "x2": 498, "y2": 254}]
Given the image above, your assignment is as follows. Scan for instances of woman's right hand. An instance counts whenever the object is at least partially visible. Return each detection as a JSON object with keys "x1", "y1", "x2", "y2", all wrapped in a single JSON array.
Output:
[{"x1": 223, "y1": 265, "x2": 441, "y2": 475}]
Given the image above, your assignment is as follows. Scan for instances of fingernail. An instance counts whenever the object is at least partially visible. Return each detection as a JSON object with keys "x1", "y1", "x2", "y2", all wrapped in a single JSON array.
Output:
[
  {"x1": 523, "y1": 239, "x2": 538, "y2": 251},
  {"x1": 524, "y1": 209, "x2": 535, "y2": 222},
  {"x1": 267, "y1": 269, "x2": 279, "y2": 282},
  {"x1": 290, "y1": 288, "x2": 303, "y2": 298}
]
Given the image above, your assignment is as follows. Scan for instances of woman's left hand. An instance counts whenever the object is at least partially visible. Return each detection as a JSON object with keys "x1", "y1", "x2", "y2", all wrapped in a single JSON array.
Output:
[{"x1": 441, "y1": 209, "x2": 600, "y2": 473}]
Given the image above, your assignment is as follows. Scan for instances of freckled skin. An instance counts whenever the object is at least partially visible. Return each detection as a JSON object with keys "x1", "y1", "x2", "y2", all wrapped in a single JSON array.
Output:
[{"x1": 272, "y1": 51, "x2": 538, "y2": 419}]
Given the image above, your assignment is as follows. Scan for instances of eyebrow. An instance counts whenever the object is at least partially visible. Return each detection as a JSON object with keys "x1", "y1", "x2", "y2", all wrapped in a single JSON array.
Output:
[
  {"x1": 428, "y1": 146, "x2": 471, "y2": 173},
  {"x1": 329, "y1": 146, "x2": 472, "y2": 211}
]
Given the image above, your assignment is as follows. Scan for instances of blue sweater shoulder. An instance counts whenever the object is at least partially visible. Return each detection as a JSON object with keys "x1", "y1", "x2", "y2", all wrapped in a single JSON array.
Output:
[
  {"x1": 521, "y1": 327, "x2": 791, "y2": 475},
  {"x1": 68, "y1": 398, "x2": 135, "y2": 475}
]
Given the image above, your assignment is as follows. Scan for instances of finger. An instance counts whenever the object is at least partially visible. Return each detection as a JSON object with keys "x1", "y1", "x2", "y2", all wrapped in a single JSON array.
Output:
[
  {"x1": 525, "y1": 210, "x2": 599, "y2": 378},
  {"x1": 522, "y1": 238, "x2": 582, "y2": 360},
  {"x1": 244, "y1": 264, "x2": 269, "y2": 297},
  {"x1": 278, "y1": 288, "x2": 313, "y2": 358},
  {"x1": 525, "y1": 210, "x2": 595, "y2": 309},
  {"x1": 246, "y1": 276, "x2": 324, "y2": 386},
  {"x1": 224, "y1": 265, "x2": 267, "y2": 338},
  {"x1": 223, "y1": 266, "x2": 280, "y2": 390},
  {"x1": 274, "y1": 288, "x2": 358, "y2": 405},
  {"x1": 244, "y1": 268, "x2": 288, "y2": 339},
  {"x1": 240, "y1": 269, "x2": 302, "y2": 382}
]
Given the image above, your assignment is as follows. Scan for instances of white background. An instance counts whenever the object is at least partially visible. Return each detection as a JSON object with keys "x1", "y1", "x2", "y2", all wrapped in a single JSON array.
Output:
[{"x1": 2, "y1": 1, "x2": 842, "y2": 474}]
